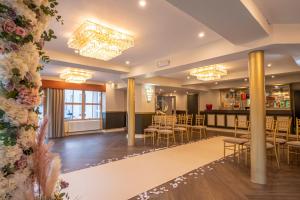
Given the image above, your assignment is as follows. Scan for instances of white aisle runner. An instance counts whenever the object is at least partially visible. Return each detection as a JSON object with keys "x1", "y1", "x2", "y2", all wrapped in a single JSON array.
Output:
[{"x1": 62, "y1": 136, "x2": 225, "y2": 200}]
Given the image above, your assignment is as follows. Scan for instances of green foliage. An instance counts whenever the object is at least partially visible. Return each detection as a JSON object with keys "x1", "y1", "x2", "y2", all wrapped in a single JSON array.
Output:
[
  {"x1": 23, "y1": 147, "x2": 34, "y2": 156},
  {"x1": 1, "y1": 163, "x2": 16, "y2": 177}
]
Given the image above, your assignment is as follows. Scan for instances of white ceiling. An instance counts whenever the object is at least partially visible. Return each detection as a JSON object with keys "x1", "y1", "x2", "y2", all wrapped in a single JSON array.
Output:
[
  {"x1": 46, "y1": 0, "x2": 221, "y2": 67},
  {"x1": 161, "y1": 54, "x2": 300, "y2": 81},
  {"x1": 252, "y1": 0, "x2": 300, "y2": 24},
  {"x1": 43, "y1": 0, "x2": 300, "y2": 88}
]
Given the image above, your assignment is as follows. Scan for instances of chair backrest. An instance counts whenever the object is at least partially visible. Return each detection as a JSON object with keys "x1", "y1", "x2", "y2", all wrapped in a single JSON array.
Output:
[
  {"x1": 234, "y1": 118, "x2": 249, "y2": 137},
  {"x1": 195, "y1": 114, "x2": 205, "y2": 126},
  {"x1": 266, "y1": 116, "x2": 274, "y2": 132},
  {"x1": 165, "y1": 115, "x2": 176, "y2": 128},
  {"x1": 277, "y1": 118, "x2": 291, "y2": 140},
  {"x1": 187, "y1": 114, "x2": 193, "y2": 125}
]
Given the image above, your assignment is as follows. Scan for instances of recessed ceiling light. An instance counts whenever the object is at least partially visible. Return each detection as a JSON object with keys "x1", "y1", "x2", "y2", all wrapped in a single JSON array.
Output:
[
  {"x1": 139, "y1": 0, "x2": 147, "y2": 8},
  {"x1": 125, "y1": 61, "x2": 130, "y2": 65},
  {"x1": 271, "y1": 75, "x2": 275, "y2": 78},
  {"x1": 187, "y1": 76, "x2": 190, "y2": 80},
  {"x1": 267, "y1": 63, "x2": 272, "y2": 67},
  {"x1": 215, "y1": 82, "x2": 218, "y2": 85},
  {"x1": 244, "y1": 78, "x2": 248, "y2": 82},
  {"x1": 198, "y1": 32, "x2": 205, "y2": 38}
]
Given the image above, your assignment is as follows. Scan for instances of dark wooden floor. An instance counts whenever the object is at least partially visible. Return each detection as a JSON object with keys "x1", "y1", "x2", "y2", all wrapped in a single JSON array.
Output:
[{"x1": 51, "y1": 132, "x2": 300, "y2": 200}]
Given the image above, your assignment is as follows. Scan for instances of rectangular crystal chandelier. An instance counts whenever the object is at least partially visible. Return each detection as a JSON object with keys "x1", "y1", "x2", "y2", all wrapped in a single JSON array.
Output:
[
  {"x1": 60, "y1": 68, "x2": 92, "y2": 84},
  {"x1": 190, "y1": 65, "x2": 227, "y2": 81},
  {"x1": 68, "y1": 21, "x2": 134, "y2": 61}
]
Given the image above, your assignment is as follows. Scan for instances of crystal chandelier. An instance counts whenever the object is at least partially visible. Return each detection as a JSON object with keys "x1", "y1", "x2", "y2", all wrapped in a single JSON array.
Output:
[
  {"x1": 60, "y1": 68, "x2": 92, "y2": 84},
  {"x1": 68, "y1": 20, "x2": 134, "y2": 61},
  {"x1": 190, "y1": 65, "x2": 227, "y2": 81}
]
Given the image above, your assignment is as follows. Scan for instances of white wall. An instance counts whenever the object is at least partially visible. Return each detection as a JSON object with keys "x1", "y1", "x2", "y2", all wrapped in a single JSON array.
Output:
[
  {"x1": 199, "y1": 90, "x2": 220, "y2": 111},
  {"x1": 105, "y1": 84, "x2": 126, "y2": 112}
]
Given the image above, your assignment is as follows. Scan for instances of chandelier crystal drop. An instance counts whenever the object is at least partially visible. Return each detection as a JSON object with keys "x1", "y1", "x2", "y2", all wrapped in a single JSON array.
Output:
[
  {"x1": 60, "y1": 68, "x2": 93, "y2": 83},
  {"x1": 68, "y1": 20, "x2": 134, "y2": 61},
  {"x1": 190, "y1": 65, "x2": 227, "y2": 81}
]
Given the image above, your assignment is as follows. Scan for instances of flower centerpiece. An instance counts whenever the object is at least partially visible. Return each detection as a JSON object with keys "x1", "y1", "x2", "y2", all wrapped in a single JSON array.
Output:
[{"x1": 0, "y1": 0, "x2": 69, "y2": 199}]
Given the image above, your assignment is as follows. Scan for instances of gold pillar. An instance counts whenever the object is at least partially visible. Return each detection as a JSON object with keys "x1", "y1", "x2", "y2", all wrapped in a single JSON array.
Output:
[
  {"x1": 127, "y1": 78, "x2": 135, "y2": 146},
  {"x1": 248, "y1": 50, "x2": 267, "y2": 184}
]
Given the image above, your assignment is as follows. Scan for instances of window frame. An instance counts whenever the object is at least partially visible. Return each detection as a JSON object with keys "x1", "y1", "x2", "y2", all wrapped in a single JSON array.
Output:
[{"x1": 64, "y1": 90, "x2": 103, "y2": 121}]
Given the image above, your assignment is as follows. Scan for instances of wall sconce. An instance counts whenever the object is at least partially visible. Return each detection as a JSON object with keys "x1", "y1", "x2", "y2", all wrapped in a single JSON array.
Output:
[{"x1": 144, "y1": 84, "x2": 154, "y2": 103}]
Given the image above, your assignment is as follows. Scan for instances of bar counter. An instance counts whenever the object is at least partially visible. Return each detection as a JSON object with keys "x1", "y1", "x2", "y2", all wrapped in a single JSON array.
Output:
[{"x1": 200, "y1": 109, "x2": 292, "y2": 129}]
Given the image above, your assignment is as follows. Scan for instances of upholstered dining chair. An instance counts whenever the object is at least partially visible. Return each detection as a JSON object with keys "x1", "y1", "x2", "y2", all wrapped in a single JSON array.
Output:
[
  {"x1": 287, "y1": 118, "x2": 300, "y2": 165},
  {"x1": 157, "y1": 115, "x2": 176, "y2": 147},
  {"x1": 223, "y1": 118, "x2": 249, "y2": 163},
  {"x1": 191, "y1": 114, "x2": 207, "y2": 140}
]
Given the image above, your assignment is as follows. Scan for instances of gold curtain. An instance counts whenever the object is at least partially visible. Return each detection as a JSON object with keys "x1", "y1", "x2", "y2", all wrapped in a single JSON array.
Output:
[{"x1": 46, "y1": 88, "x2": 65, "y2": 138}]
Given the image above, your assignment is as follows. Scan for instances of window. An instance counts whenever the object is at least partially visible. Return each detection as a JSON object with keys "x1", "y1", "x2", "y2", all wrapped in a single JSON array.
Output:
[
  {"x1": 64, "y1": 90, "x2": 102, "y2": 120},
  {"x1": 85, "y1": 91, "x2": 101, "y2": 119}
]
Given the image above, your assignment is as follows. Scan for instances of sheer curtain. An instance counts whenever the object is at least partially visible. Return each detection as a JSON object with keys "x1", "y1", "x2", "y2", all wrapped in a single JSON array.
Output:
[{"x1": 46, "y1": 88, "x2": 65, "y2": 138}]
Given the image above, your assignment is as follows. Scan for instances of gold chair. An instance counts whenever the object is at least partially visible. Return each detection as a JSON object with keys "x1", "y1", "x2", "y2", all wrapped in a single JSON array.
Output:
[
  {"x1": 266, "y1": 116, "x2": 275, "y2": 137},
  {"x1": 144, "y1": 127, "x2": 157, "y2": 145},
  {"x1": 223, "y1": 118, "x2": 249, "y2": 162},
  {"x1": 174, "y1": 115, "x2": 189, "y2": 143},
  {"x1": 287, "y1": 118, "x2": 300, "y2": 165},
  {"x1": 191, "y1": 114, "x2": 207, "y2": 140},
  {"x1": 266, "y1": 119, "x2": 288, "y2": 160},
  {"x1": 244, "y1": 123, "x2": 280, "y2": 168},
  {"x1": 157, "y1": 115, "x2": 176, "y2": 147}
]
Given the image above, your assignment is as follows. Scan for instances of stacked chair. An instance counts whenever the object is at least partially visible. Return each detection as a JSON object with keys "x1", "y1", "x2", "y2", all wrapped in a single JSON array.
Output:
[{"x1": 287, "y1": 118, "x2": 300, "y2": 164}]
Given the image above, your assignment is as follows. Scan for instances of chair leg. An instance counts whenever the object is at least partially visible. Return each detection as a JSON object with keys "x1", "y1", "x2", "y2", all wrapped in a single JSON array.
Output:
[
  {"x1": 200, "y1": 129, "x2": 202, "y2": 140},
  {"x1": 274, "y1": 147, "x2": 280, "y2": 168},
  {"x1": 181, "y1": 131, "x2": 183, "y2": 143},
  {"x1": 173, "y1": 133, "x2": 176, "y2": 144},
  {"x1": 223, "y1": 142, "x2": 226, "y2": 159},
  {"x1": 167, "y1": 134, "x2": 169, "y2": 147},
  {"x1": 287, "y1": 145, "x2": 290, "y2": 165},
  {"x1": 238, "y1": 144, "x2": 240, "y2": 163},
  {"x1": 144, "y1": 133, "x2": 146, "y2": 145},
  {"x1": 152, "y1": 133, "x2": 155, "y2": 146}
]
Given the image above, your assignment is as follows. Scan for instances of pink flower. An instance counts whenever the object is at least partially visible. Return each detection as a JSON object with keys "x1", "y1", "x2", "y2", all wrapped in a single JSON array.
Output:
[
  {"x1": 17, "y1": 87, "x2": 41, "y2": 107},
  {"x1": 15, "y1": 27, "x2": 27, "y2": 37},
  {"x1": 0, "y1": 44, "x2": 4, "y2": 54},
  {"x1": 14, "y1": 155, "x2": 28, "y2": 170},
  {"x1": 2, "y1": 19, "x2": 16, "y2": 33},
  {"x1": 60, "y1": 180, "x2": 69, "y2": 189}
]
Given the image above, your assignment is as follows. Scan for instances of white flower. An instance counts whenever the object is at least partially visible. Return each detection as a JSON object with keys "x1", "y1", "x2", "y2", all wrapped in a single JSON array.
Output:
[
  {"x1": 0, "y1": 96, "x2": 29, "y2": 125},
  {"x1": 18, "y1": 128, "x2": 35, "y2": 149}
]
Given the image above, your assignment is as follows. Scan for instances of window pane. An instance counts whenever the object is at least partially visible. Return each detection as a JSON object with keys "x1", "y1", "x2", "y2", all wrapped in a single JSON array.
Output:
[
  {"x1": 72, "y1": 105, "x2": 82, "y2": 119},
  {"x1": 85, "y1": 91, "x2": 93, "y2": 104},
  {"x1": 85, "y1": 105, "x2": 93, "y2": 119},
  {"x1": 73, "y1": 90, "x2": 82, "y2": 103},
  {"x1": 102, "y1": 93, "x2": 106, "y2": 113},
  {"x1": 93, "y1": 92, "x2": 100, "y2": 104},
  {"x1": 64, "y1": 105, "x2": 73, "y2": 120},
  {"x1": 65, "y1": 90, "x2": 73, "y2": 103},
  {"x1": 93, "y1": 105, "x2": 100, "y2": 118}
]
